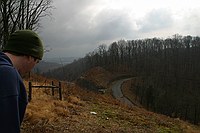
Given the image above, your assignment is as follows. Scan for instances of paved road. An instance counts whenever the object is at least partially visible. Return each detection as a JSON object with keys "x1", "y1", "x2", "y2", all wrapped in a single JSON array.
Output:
[{"x1": 110, "y1": 78, "x2": 134, "y2": 107}]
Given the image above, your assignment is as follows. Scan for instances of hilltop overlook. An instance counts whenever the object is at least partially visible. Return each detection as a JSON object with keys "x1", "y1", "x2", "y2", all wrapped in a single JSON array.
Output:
[
  {"x1": 1, "y1": 1, "x2": 200, "y2": 133},
  {"x1": 21, "y1": 67, "x2": 200, "y2": 133}
]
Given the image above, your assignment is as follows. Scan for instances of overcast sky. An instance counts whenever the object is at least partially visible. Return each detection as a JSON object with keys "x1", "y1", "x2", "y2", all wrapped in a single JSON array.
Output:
[{"x1": 39, "y1": 0, "x2": 200, "y2": 58}]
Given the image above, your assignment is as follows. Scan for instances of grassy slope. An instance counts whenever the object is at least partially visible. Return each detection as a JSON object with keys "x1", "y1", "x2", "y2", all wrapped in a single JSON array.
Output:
[{"x1": 21, "y1": 68, "x2": 200, "y2": 133}]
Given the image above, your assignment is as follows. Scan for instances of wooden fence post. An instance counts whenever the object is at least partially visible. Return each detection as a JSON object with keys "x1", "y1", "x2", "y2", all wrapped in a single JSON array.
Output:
[
  {"x1": 59, "y1": 82, "x2": 62, "y2": 100},
  {"x1": 28, "y1": 82, "x2": 32, "y2": 102},
  {"x1": 52, "y1": 81, "x2": 54, "y2": 96},
  {"x1": 28, "y1": 81, "x2": 62, "y2": 101}
]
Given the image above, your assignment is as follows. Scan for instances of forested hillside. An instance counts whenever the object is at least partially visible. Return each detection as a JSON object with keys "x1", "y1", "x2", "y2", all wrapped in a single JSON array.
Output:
[
  {"x1": 44, "y1": 34, "x2": 200, "y2": 124},
  {"x1": 23, "y1": 71, "x2": 200, "y2": 132}
]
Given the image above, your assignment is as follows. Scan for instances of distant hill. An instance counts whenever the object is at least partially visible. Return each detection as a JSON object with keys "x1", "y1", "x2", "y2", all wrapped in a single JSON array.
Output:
[
  {"x1": 32, "y1": 57, "x2": 79, "y2": 74},
  {"x1": 32, "y1": 61, "x2": 62, "y2": 73},
  {"x1": 43, "y1": 57, "x2": 79, "y2": 64}
]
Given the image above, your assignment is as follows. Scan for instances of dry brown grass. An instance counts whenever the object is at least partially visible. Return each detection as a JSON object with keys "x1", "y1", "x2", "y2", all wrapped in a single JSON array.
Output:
[{"x1": 21, "y1": 69, "x2": 200, "y2": 133}]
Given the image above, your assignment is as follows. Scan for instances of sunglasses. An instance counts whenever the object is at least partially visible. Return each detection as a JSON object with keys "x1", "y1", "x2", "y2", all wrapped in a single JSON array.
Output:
[{"x1": 33, "y1": 57, "x2": 40, "y2": 63}]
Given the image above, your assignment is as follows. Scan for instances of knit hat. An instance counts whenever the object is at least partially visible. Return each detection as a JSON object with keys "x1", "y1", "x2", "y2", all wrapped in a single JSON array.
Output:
[{"x1": 3, "y1": 30, "x2": 44, "y2": 60}]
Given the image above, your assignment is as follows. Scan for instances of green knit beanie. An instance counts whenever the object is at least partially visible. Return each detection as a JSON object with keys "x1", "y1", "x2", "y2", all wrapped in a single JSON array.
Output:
[{"x1": 3, "y1": 30, "x2": 44, "y2": 60}]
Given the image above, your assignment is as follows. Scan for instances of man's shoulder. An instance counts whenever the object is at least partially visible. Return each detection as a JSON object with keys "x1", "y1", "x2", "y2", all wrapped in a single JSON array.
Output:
[
  {"x1": 0, "y1": 64, "x2": 17, "y2": 77},
  {"x1": 0, "y1": 66, "x2": 19, "y2": 98},
  {"x1": 0, "y1": 52, "x2": 13, "y2": 66}
]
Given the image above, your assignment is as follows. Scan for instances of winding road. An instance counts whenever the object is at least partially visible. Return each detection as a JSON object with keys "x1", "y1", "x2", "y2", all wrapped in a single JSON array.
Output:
[{"x1": 110, "y1": 78, "x2": 134, "y2": 107}]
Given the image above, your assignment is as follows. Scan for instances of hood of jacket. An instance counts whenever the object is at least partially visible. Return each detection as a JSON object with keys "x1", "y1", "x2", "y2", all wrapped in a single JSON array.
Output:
[{"x1": 0, "y1": 52, "x2": 13, "y2": 67}]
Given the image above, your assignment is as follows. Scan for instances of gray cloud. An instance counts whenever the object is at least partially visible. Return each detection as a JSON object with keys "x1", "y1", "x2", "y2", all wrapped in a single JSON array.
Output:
[
  {"x1": 41, "y1": 1, "x2": 138, "y2": 58},
  {"x1": 92, "y1": 9, "x2": 137, "y2": 40},
  {"x1": 180, "y1": 8, "x2": 200, "y2": 35},
  {"x1": 137, "y1": 9, "x2": 174, "y2": 33},
  {"x1": 39, "y1": 0, "x2": 200, "y2": 58}
]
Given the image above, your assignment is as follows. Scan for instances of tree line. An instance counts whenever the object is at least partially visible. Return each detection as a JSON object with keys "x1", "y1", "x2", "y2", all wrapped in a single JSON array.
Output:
[
  {"x1": 0, "y1": 0, "x2": 52, "y2": 49},
  {"x1": 45, "y1": 34, "x2": 200, "y2": 124}
]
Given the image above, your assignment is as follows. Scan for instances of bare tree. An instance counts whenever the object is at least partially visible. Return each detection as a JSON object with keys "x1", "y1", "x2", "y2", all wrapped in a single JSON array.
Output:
[
  {"x1": 97, "y1": 44, "x2": 107, "y2": 66},
  {"x1": 0, "y1": 0, "x2": 53, "y2": 49}
]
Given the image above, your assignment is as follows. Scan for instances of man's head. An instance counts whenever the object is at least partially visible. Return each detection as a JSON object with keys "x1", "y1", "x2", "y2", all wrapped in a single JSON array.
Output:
[
  {"x1": 3, "y1": 30, "x2": 44, "y2": 60},
  {"x1": 3, "y1": 30, "x2": 44, "y2": 75}
]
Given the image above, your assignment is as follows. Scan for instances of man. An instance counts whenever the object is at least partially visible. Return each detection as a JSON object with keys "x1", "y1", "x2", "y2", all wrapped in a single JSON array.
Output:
[{"x1": 0, "y1": 30, "x2": 44, "y2": 133}]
